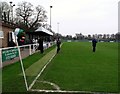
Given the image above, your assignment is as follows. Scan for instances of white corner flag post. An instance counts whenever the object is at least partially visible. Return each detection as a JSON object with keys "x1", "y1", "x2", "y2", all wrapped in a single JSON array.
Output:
[{"x1": 14, "y1": 28, "x2": 29, "y2": 91}]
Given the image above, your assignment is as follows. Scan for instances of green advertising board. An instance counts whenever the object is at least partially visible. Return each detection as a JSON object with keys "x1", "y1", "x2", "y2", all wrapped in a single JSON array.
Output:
[{"x1": 2, "y1": 48, "x2": 19, "y2": 62}]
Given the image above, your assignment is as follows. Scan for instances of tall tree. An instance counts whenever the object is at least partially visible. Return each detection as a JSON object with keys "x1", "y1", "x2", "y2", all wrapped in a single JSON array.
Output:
[
  {"x1": 15, "y1": 2, "x2": 33, "y2": 30},
  {"x1": 115, "y1": 32, "x2": 120, "y2": 41},
  {"x1": 0, "y1": 2, "x2": 10, "y2": 22},
  {"x1": 15, "y1": 1, "x2": 47, "y2": 32}
]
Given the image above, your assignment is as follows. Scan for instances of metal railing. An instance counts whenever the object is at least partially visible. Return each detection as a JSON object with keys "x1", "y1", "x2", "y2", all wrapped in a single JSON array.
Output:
[{"x1": 0, "y1": 42, "x2": 55, "y2": 68}]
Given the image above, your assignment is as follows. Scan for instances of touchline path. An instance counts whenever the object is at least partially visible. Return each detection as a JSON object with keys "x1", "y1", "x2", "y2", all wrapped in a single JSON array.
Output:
[{"x1": 25, "y1": 48, "x2": 56, "y2": 76}]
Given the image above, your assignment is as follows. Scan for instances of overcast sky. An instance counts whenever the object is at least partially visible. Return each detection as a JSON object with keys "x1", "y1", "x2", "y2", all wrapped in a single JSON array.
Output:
[{"x1": 3, "y1": 0, "x2": 119, "y2": 36}]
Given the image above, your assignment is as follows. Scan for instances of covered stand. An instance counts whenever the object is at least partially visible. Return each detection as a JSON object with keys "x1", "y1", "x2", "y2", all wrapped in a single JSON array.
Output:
[
  {"x1": 26, "y1": 26, "x2": 53, "y2": 44},
  {"x1": 26, "y1": 26, "x2": 53, "y2": 37}
]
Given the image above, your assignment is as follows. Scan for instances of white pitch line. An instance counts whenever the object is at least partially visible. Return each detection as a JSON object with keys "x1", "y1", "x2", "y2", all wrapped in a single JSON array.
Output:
[
  {"x1": 29, "y1": 89, "x2": 118, "y2": 94},
  {"x1": 36, "y1": 80, "x2": 60, "y2": 90},
  {"x1": 28, "y1": 43, "x2": 63, "y2": 90},
  {"x1": 29, "y1": 43, "x2": 117, "y2": 94},
  {"x1": 28, "y1": 51, "x2": 56, "y2": 90}
]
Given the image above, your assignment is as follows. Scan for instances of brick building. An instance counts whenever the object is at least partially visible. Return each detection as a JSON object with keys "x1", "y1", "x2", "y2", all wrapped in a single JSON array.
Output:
[
  {"x1": 0, "y1": 21, "x2": 16, "y2": 48},
  {"x1": 0, "y1": 21, "x2": 54, "y2": 48}
]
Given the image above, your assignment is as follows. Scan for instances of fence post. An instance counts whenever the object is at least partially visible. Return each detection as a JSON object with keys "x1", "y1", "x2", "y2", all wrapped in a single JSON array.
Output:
[
  {"x1": 0, "y1": 48, "x2": 2, "y2": 94},
  {"x1": 0, "y1": 49, "x2": 2, "y2": 68},
  {"x1": 33, "y1": 44, "x2": 35, "y2": 53},
  {"x1": 29, "y1": 44, "x2": 31, "y2": 55}
]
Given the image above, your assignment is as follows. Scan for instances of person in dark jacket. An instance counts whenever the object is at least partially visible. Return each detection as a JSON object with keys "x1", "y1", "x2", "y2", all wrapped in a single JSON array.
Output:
[
  {"x1": 8, "y1": 39, "x2": 16, "y2": 47},
  {"x1": 38, "y1": 38, "x2": 44, "y2": 54},
  {"x1": 92, "y1": 38, "x2": 97, "y2": 52},
  {"x1": 56, "y1": 38, "x2": 61, "y2": 53}
]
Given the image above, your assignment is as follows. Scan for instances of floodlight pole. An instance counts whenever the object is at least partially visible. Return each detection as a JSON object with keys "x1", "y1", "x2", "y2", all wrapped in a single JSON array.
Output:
[
  {"x1": 50, "y1": 6, "x2": 52, "y2": 32},
  {"x1": 9, "y1": 1, "x2": 15, "y2": 22},
  {"x1": 57, "y1": 22, "x2": 59, "y2": 34}
]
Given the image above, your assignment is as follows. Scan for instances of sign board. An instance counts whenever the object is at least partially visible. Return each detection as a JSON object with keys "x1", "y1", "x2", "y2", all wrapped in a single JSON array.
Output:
[
  {"x1": 0, "y1": 31, "x2": 4, "y2": 38},
  {"x1": 2, "y1": 48, "x2": 19, "y2": 62}
]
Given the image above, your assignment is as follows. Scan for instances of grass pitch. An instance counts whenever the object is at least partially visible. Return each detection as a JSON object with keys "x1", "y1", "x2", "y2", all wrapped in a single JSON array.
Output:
[
  {"x1": 2, "y1": 45, "x2": 56, "y2": 92},
  {"x1": 32, "y1": 42, "x2": 119, "y2": 93},
  {"x1": 2, "y1": 42, "x2": 119, "y2": 93}
]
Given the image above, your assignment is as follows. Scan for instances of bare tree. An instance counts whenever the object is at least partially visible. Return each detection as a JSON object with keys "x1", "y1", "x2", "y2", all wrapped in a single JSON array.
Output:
[
  {"x1": 28, "y1": 5, "x2": 47, "y2": 30},
  {"x1": 0, "y1": 2, "x2": 10, "y2": 21},
  {"x1": 88, "y1": 34, "x2": 91, "y2": 39},
  {"x1": 103, "y1": 34, "x2": 107, "y2": 39},
  {"x1": 111, "y1": 34, "x2": 115, "y2": 39},
  {"x1": 106, "y1": 34, "x2": 110, "y2": 39},
  {"x1": 15, "y1": 2, "x2": 33, "y2": 30},
  {"x1": 115, "y1": 32, "x2": 120, "y2": 41},
  {"x1": 15, "y1": 1, "x2": 47, "y2": 32}
]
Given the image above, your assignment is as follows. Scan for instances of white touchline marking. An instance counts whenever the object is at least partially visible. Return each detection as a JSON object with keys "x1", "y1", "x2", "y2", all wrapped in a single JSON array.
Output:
[
  {"x1": 28, "y1": 51, "x2": 56, "y2": 90},
  {"x1": 36, "y1": 80, "x2": 60, "y2": 90},
  {"x1": 29, "y1": 43, "x2": 116, "y2": 94},
  {"x1": 28, "y1": 43, "x2": 63, "y2": 90},
  {"x1": 29, "y1": 89, "x2": 117, "y2": 94}
]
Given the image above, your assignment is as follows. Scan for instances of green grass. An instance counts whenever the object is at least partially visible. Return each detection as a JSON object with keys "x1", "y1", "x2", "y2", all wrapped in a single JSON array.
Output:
[
  {"x1": 25, "y1": 48, "x2": 56, "y2": 76},
  {"x1": 35, "y1": 42, "x2": 119, "y2": 93},
  {"x1": 2, "y1": 45, "x2": 56, "y2": 93},
  {"x1": 2, "y1": 42, "x2": 119, "y2": 93}
]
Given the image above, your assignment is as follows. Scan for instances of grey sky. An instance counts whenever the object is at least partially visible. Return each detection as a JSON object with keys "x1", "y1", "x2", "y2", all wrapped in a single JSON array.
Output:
[{"x1": 3, "y1": 0, "x2": 119, "y2": 36}]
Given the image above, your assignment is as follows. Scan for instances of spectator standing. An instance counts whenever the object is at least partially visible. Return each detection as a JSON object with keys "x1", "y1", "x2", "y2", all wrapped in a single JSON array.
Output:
[
  {"x1": 8, "y1": 39, "x2": 16, "y2": 47},
  {"x1": 56, "y1": 38, "x2": 61, "y2": 53},
  {"x1": 38, "y1": 38, "x2": 44, "y2": 54},
  {"x1": 92, "y1": 38, "x2": 97, "y2": 52}
]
